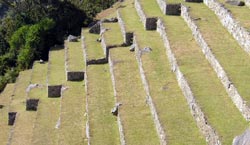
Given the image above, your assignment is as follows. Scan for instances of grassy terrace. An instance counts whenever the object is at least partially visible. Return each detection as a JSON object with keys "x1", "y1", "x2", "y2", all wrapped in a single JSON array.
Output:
[
  {"x1": 82, "y1": 29, "x2": 105, "y2": 60},
  {"x1": 87, "y1": 65, "x2": 120, "y2": 145},
  {"x1": 58, "y1": 81, "x2": 87, "y2": 145},
  {"x1": 102, "y1": 23, "x2": 124, "y2": 46},
  {"x1": 139, "y1": 0, "x2": 249, "y2": 144},
  {"x1": 185, "y1": 2, "x2": 250, "y2": 107},
  {"x1": 119, "y1": 0, "x2": 206, "y2": 144},
  {"x1": 65, "y1": 40, "x2": 85, "y2": 71},
  {"x1": 31, "y1": 48, "x2": 64, "y2": 144},
  {"x1": 48, "y1": 46, "x2": 66, "y2": 85},
  {"x1": 216, "y1": 0, "x2": 250, "y2": 29},
  {"x1": 110, "y1": 48, "x2": 159, "y2": 145},
  {"x1": 0, "y1": 84, "x2": 14, "y2": 144},
  {"x1": 10, "y1": 62, "x2": 48, "y2": 145}
]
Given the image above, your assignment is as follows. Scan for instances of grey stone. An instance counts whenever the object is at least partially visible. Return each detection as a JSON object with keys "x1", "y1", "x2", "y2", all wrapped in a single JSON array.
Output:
[
  {"x1": 226, "y1": 0, "x2": 245, "y2": 6},
  {"x1": 26, "y1": 84, "x2": 39, "y2": 93},
  {"x1": 67, "y1": 35, "x2": 78, "y2": 42},
  {"x1": 101, "y1": 17, "x2": 118, "y2": 23},
  {"x1": 111, "y1": 103, "x2": 122, "y2": 116},
  {"x1": 233, "y1": 128, "x2": 250, "y2": 145},
  {"x1": 26, "y1": 99, "x2": 39, "y2": 111},
  {"x1": 142, "y1": 47, "x2": 152, "y2": 53},
  {"x1": 8, "y1": 112, "x2": 17, "y2": 126},
  {"x1": 130, "y1": 44, "x2": 135, "y2": 52},
  {"x1": 145, "y1": 17, "x2": 158, "y2": 30}
]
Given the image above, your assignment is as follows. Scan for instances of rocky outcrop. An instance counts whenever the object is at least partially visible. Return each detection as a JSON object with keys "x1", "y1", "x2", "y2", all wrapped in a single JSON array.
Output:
[
  {"x1": 181, "y1": 5, "x2": 250, "y2": 120},
  {"x1": 204, "y1": 0, "x2": 250, "y2": 54},
  {"x1": 156, "y1": 18, "x2": 221, "y2": 145},
  {"x1": 66, "y1": 71, "x2": 85, "y2": 81}
]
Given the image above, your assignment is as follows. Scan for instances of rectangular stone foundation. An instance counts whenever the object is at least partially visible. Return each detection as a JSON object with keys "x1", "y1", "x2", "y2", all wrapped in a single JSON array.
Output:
[
  {"x1": 166, "y1": 4, "x2": 181, "y2": 15},
  {"x1": 67, "y1": 71, "x2": 85, "y2": 81},
  {"x1": 26, "y1": 99, "x2": 39, "y2": 111},
  {"x1": 8, "y1": 112, "x2": 17, "y2": 126},
  {"x1": 48, "y1": 85, "x2": 62, "y2": 98},
  {"x1": 145, "y1": 17, "x2": 158, "y2": 30}
]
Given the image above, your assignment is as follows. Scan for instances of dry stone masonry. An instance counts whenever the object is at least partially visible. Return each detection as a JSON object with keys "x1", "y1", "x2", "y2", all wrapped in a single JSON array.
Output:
[
  {"x1": 134, "y1": 0, "x2": 158, "y2": 30},
  {"x1": 181, "y1": 5, "x2": 250, "y2": 120},
  {"x1": 133, "y1": 36, "x2": 167, "y2": 145},
  {"x1": 204, "y1": 0, "x2": 250, "y2": 54},
  {"x1": 26, "y1": 99, "x2": 39, "y2": 111},
  {"x1": 8, "y1": 112, "x2": 17, "y2": 126},
  {"x1": 156, "y1": 0, "x2": 181, "y2": 15},
  {"x1": 156, "y1": 18, "x2": 221, "y2": 145},
  {"x1": 48, "y1": 85, "x2": 62, "y2": 98}
]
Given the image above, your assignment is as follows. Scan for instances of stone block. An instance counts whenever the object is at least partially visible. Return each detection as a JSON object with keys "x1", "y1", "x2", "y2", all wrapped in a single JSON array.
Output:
[
  {"x1": 87, "y1": 58, "x2": 108, "y2": 65},
  {"x1": 67, "y1": 71, "x2": 85, "y2": 81},
  {"x1": 125, "y1": 32, "x2": 134, "y2": 45},
  {"x1": 145, "y1": 17, "x2": 158, "y2": 30},
  {"x1": 185, "y1": 0, "x2": 203, "y2": 2},
  {"x1": 166, "y1": 4, "x2": 181, "y2": 15},
  {"x1": 48, "y1": 85, "x2": 62, "y2": 97},
  {"x1": 89, "y1": 22, "x2": 101, "y2": 34},
  {"x1": 26, "y1": 99, "x2": 39, "y2": 111},
  {"x1": 8, "y1": 112, "x2": 17, "y2": 126}
]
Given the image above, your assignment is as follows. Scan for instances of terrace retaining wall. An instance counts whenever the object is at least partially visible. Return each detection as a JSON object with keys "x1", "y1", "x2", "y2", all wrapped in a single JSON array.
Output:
[
  {"x1": 133, "y1": 36, "x2": 167, "y2": 145},
  {"x1": 156, "y1": 0, "x2": 181, "y2": 15},
  {"x1": 48, "y1": 85, "x2": 62, "y2": 97},
  {"x1": 108, "y1": 55, "x2": 126, "y2": 145},
  {"x1": 204, "y1": 0, "x2": 250, "y2": 54},
  {"x1": 246, "y1": 0, "x2": 250, "y2": 6},
  {"x1": 117, "y1": 11, "x2": 134, "y2": 45},
  {"x1": 156, "y1": 18, "x2": 221, "y2": 145},
  {"x1": 181, "y1": 5, "x2": 250, "y2": 120},
  {"x1": 134, "y1": 0, "x2": 157, "y2": 30}
]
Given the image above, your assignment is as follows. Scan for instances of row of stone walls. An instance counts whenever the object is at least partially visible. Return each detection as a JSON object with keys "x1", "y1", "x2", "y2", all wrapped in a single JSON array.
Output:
[
  {"x1": 108, "y1": 55, "x2": 126, "y2": 145},
  {"x1": 156, "y1": 18, "x2": 221, "y2": 145},
  {"x1": 156, "y1": 0, "x2": 167, "y2": 14},
  {"x1": 117, "y1": 10, "x2": 134, "y2": 45},
  {"x1": 181, "y1": 5, "x2": 250, "y2": 120},
  {"x1": 134, "y1": 0, "x2": 157, "y2": 30},
  {"x1": 204, "y1": 0, "x2": 250, "y2": 54},
  {"x1": 133, "y1": 36, "x2": 167, "y2": 145}
]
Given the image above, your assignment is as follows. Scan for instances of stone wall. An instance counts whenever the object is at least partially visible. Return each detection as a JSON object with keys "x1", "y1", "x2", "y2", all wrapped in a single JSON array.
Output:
[
  {"x1": 246, "y1": 0, "x2": 250, "y2": 6},
  {"x1": 156, "y1": 0, "x2": 181, "y2": 15},
  {"x1": 8, "y1": 112, "x2": 17, "y2": 126},
  {"x1": 133, "y1": 36, "x2": 167, "y2": 145},
  {"x1": 117, "y1": 10, "x2": 134, "y2": 45},
  {"x1": 66, "y1": 71, "x2": 85, "y2": 81},
  {"x1": 204, "y1": 0, "x2": 250, "y2": 54},
  {"x1": 156, "y1": 18, "x2": 221, "y2": 145},
  {"x1": 181, "y1": 5, "x2": 250, "y2": 120},
  {"x1": 185, "y1": 0, "x2": 203, "y2": 2},
  {"x1": 108, "y1": 54, "x2": 126, "y2": 145},
  {"x1": 48, "y1": 85, "x2": 62, "y2": 97},
  {"x1": 134, "y1": 0, "x2": 157, "y2": 30}
]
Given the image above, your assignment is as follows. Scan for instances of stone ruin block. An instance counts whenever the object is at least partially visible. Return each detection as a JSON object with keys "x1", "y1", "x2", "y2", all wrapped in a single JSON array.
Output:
[
  {"x1": 87, "y1": 58, "x2": 108, "y2": 65},
  {"x1": 185, "y1": 0, "x2": 203, "y2": 2},
  {"x1": 89, "y1": 22, "x2": 101, "y2": 34},
  {"x1": 8, "y1": 112, "x2": 17, "y2": 126},
  {"x1": 67, "y1": 71, "x2": 85, "y2": 81},
  {"x1": 145, "y1": 17, "x2": 158, "y2": 30},
  {"x1": 48, "y1": 85, "x2": 62, "y2": 98},
  {"x1": 26, "y1": 99, "x2": 39, "y2": 111},
  {"x1": 125, "y1": 32, "x2": 134, "y2": 45},
  {"x1": 166, "y1": 4, "x2": 181, "y2": 15}
]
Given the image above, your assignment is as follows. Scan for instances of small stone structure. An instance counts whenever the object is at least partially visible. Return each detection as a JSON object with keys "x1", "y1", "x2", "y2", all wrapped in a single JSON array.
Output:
[
  {"x1": 26, "y1": 99, "x2": 39, "y2": 111},
  {"x1": 89, "y1": 22, "x2": 101, "y2": 34},
  {"x1": 204, "y1": 0, "x2": 250, "y2": 54},
  {"x1": 67, "y1": 35, "x2": 78, "y2": 42},
  {"x1": 156, "y1": 0, "x2": 181, "y2": 15},
  {"x1": 185, "y1": 0, "x2": 203, "y2": 2},
  {"x1": 233, "y1": 128, "x2": 250, "y2": 145},
  {"x1": 134, "y1": 0, "x2": 158, "y2": 30},
  {"x1": 8, "y1": 112, "x2": 17, "y2": 126},
  {"x1": 0, "y1": 105, "x2": 4, "y2": 109},
  {"x1": 86, "y1": 58, "x2": 108, "y2": 65},
  {"x1": 157, "y1": 18, "x2": 221, "y2": 145},
  {"x1": 226, "y1": 0, "x2": 245, "y2": 6},
  {"x1": 101, "y1": 17, "x2": 118, "y2": 23},
  {"x1": 67, "y1": 71, "x2": 85, "y2": 81},
  {"x1": 48, "y1": 85, "x2": 62, "y2": 97}
]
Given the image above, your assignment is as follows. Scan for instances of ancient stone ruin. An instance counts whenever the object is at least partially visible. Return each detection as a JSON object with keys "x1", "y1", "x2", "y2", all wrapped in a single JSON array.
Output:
[
  {"x1": 8, "y1": 112, "x2": 17, "y2": 126},
  {"x1": 26, "y1": 99, "x2": 39, "y2": 111},
  {"x1": 145, "y1": 17, "x2": 158, "y2": 30},
  {"x1": 89, "y1": 22, "x2": 101, "y2": 34},
  {"x1": 48, "y1": 85, "x2": 62, "y2": 97},
  {"x1": 166, "y1": 4, "x2": 181, "y2": 15},
  {"x1": 233, "y1": 128, "x2": 250, "y2": 145},
  {"x1": 185, "y1": 0, "x2": 203, "y2": 2},
  {"x1": 67, "y1": 71, "x2": 85, "y2": 81}
]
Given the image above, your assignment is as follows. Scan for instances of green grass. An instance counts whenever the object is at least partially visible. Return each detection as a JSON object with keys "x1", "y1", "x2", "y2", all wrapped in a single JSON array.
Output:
[
  {"x1": 82, "y1": 29, "x2": 106, "y2": 60},
  {"x1": 66, "y1": 40, "x2": 85, "y2": 71},
  {"x1": 110, "y1": 47, "x2": 160, "y2": 145},
  {"x1": 48, "y1": 46, "x2": 66, "y2": 85},
  {"x1": 185, "y1": 2, "x2": 250, "y2": 107},
  {"x1": 87, "y1": 65, "x2": 120, "y2": 145},
  {"x1": 0, "y1": 84, "x2": 15, "y2": 145},
  {"x1": 119, "y1": 1, "x2": 206, "y2": 144},
  {"x1": 137, "y1": 0, "x2": 249, "y2": 144},
  {"x1": 58, "y1": 81, "x2": 87, "y2": 145},
  {"x1": 216, "y1": 0, "x2": 250, "y2": 29},
  {"x1": 102, "y1": 23, "x2": 124, "y2": 46}
]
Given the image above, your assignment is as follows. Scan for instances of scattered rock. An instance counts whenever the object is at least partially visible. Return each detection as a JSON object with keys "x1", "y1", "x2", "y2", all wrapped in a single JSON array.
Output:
[
  {"x1": 141, "y1": 47, "x2": 152, "y2": 54},
  {"x1": 39, "y1": 59, "x2": 44, "y2": 64},
  {"x1": 96, "y1": 37, "x2": 102, "y2": 42},
  {"x1": 26, "y1": 84, "x2": 39, "y2": 93},
  {"x1": 130, "y1": 44, "x2": 135, "y2": 52},
  {"x1": 67, "y1": 35, "x2": 78, "y2": 42},
  {"x1": 111, "y1": 103, "x2": 122, "y2": 116},
  {"x1": 233, "y1": 128, "x2": 250, "y2": 145},
  {"x1": 55, "y1": 117, "x2": 61, "y2": 129},
  {"x1": 226, "y1": 0, "x2": 245, "y2": 6}
]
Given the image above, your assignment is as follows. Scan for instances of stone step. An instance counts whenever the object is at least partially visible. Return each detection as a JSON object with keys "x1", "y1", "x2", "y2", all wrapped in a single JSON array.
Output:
[
  {"x1": 0, "y1": 83, "x2": 15, "y2": 145},
  {"x1": 118, "y1": 0, "x2": 207, "y2": 144}
]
